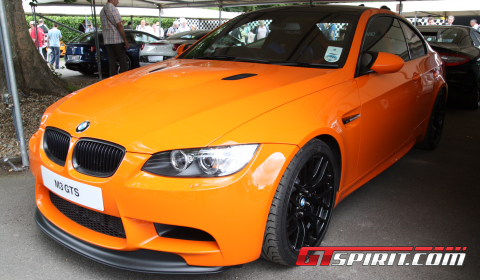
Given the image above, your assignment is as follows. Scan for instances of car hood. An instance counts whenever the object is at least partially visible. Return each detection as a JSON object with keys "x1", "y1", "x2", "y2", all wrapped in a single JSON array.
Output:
[{"x1": 47, "y1": 59, "x2": 346, "y2": 153}]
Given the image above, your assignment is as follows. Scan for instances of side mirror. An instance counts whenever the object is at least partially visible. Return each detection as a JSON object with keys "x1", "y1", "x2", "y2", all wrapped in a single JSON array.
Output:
[
  {"x1": 176, "y1": 43, "x2": 191, "y2": 55},
  {"x1": 367, "y1": 52, "x2": 404, "y2": 74}
]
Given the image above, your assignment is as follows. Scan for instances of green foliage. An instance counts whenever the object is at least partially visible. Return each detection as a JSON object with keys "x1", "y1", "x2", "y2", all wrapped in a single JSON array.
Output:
[
  {"x1": 65, "y1": 82, "x2": 81, "y2": 93},
  {"x1": 25, "y1": 15, "x2": 176, "y2": 43}
]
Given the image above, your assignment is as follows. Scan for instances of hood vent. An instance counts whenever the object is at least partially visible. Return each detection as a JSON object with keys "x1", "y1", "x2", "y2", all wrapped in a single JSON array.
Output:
[
  {"x1": 222, "y1": 73, "x2": 257, "y2": 80},
  {"x1": 149, "y1": 67, "x2": 167, "y2": 73}
]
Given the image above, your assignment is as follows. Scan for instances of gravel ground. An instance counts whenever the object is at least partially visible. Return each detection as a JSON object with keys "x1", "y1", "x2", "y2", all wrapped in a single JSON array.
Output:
[{"x1": 0, "y1": 79, "x2": 98, "y2": 159}]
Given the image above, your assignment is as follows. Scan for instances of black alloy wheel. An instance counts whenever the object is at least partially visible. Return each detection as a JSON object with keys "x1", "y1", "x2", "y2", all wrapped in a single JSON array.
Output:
[
  {"x1": 415, "y1": 90, "x2": 446, "y2": 150},
  {"x1": 262, "y1": 139, "x2": 339, "y2": 265},
  {"x1": 286, "y1": 153, "x2": 335, "y2": 251}
]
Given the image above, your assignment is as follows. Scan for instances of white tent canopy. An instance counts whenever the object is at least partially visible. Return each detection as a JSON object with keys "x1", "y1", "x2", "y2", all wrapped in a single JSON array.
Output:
[
  {"x1": 23, "y1": 2, "x2": 242, "y2": 19},
  {"x1": 30, "y1": 0, "x2": 418, "y2": 9},
  {"x1": 334, "y1": 0, "x2": 480, "y2": 18}
]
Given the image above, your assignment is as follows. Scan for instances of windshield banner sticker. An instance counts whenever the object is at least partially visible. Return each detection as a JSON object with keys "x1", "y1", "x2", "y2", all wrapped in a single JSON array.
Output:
[{"x1": 325, "y1": 46, "x2": 343, "y2": 63}]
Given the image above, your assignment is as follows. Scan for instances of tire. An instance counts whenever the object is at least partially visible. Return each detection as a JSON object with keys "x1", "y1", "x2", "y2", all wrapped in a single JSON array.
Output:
[
  {"x1": 261, "y1": 138, "x2": 339, "y2": 266},
  {"x1": 415, "y1": 90, "x2": 446, "y2": 150}
]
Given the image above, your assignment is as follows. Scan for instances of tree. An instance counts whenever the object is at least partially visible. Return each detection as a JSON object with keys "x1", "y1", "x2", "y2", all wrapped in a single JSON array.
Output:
[{"x1": 0, "y1": 0, "x2": 69, "y2": 96}]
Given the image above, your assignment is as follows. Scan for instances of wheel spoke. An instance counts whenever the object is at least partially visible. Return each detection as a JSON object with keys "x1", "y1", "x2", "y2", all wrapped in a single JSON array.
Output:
[
  {"x1": 294, "y1": 220, "x2": 306, "y2": 249},
  {"x1": 305, "y1": 157, "x2": 323, "y2": 186},
  {"x1": 307, "y1": 186, "x2": 333, "y2": 202},
  {"x1": 306, "y1": 160, "x2": 329, "y2": 190},
  {"x1": 289, "y1": 196, "x2": 299, "y2": 207},
  {"x1": 303, "y1": 209, "x2": 327, "y2": 223},
  {"x1": 287, "y1": 219, "x2": 299, "y2": 237}
]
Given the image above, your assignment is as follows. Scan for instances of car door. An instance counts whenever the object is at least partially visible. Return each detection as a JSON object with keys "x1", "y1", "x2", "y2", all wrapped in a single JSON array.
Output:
[{"x1": 354, "y1": 16, "x2": 425, "y2": 177}]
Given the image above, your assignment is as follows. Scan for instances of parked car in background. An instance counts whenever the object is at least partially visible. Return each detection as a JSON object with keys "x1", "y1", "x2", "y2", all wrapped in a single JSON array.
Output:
[
  {"x1": 60, "y1": 41, "x2": 66, "y2": 56},
  {"x1": 139, "y1": 30, "x2": 210, "y2": 66},
  {"x1": 65, "y1": 30, "x2": 161, "y2": 75},
  {"x1": 418, "y1": 25, "x2": 480, "y2": 109},
  {"x1": 31, "y1": 5, "x2": 446, "y2": 273}
]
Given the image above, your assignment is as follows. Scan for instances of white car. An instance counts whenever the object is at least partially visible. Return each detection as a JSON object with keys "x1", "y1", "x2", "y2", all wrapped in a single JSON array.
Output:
[{"x1": 139, "y1": 30, "x2": 211, "y2": 66}]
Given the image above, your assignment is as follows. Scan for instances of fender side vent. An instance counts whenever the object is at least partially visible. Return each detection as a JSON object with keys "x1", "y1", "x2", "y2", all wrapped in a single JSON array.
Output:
[{"x1": 222, "y1": 73, "x2": 257, "y2": 80}]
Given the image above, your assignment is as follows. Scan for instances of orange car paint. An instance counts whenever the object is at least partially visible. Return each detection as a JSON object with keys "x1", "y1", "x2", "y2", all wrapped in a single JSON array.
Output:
[{"x1": 30, "y1": 7, "x2": 447, "y2": 268}]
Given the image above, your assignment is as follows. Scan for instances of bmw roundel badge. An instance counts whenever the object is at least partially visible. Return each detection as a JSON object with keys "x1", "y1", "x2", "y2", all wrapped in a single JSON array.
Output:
[{"x1": 76, "y1": 121, "x2": 90, "y2": 133}]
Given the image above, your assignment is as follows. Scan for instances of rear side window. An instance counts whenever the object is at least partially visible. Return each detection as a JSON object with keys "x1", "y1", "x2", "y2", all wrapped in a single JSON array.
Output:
[
  {"x1": 471, "y1": 30, "x2": 480, "y2": 47},
  {"x1": 399, "y1": 21, "x2": 426, "y2": 59},
  {"x1": 362, "y1": 17, "x2": 409, "y2": 61}
]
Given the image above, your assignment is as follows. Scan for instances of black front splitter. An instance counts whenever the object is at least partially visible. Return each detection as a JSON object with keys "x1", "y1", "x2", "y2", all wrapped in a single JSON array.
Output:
[{"x1": 35, "y1": 208, "x2": 230, "y2": 274}]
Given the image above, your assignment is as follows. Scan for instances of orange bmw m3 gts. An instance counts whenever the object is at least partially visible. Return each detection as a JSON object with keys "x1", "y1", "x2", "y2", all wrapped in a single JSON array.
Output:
[{"x1": 30, "y1": 5, "x2": 447, "y2": 273}]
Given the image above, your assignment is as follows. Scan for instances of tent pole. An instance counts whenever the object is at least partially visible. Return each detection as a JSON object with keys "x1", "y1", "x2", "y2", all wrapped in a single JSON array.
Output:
[
  {"x1": 414, "y1": 11, "x2": 417, "y2": 26},
  {"x1": 219, "y1": 4, "x2": 222, "y2": 27},
  {"x1": 0, "y1": 0, "x2": 29, "y2": 166},
  {"x1": 92, "y1": 0, "x2": 102, "y2": 80},
  {"x1": 158, "y1": 7, "x2": 162, "y2": 37}
]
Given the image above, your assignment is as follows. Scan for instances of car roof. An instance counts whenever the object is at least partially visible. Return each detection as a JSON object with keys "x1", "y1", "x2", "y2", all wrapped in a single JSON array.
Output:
[
  {"x1": 248, "y1": 4, "x2": 371, "y2": 15},
  {"x1": 417, "y1": 25, "x2": 473, "y2": 32}
]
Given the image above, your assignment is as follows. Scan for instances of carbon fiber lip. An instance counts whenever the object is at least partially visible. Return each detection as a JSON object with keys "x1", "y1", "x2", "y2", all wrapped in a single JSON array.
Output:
[{"x1": 35, "y1": 208, "x2": 230, "y2": 274}]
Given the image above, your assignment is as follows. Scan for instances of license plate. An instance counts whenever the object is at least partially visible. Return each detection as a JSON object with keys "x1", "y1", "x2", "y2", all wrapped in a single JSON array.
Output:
[
  {"x1": 68, "y1": 55, "x2": 81, "y2": 61},
  {"x1": 148, "y1": 55, "x2": 164, "y2": 62},
  {"x1": 41, "y1": 166, "x2": 104, "y2": 211}
]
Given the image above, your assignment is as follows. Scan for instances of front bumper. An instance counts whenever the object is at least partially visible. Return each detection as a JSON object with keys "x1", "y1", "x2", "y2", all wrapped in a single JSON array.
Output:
[
  {"x1": 35, "y1": 208, "x2": 229, "y2": 274},
  {"x1": 29, "y1": 128, "x2": 298, "y2": 269}
]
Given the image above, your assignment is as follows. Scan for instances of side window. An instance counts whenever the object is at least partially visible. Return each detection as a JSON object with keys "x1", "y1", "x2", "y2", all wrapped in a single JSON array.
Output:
[
  {"x1": 362, "y1": 17, "x2": 409, "y2": 61},
  {"x1": 126, "y1": 33, "x2": 135, "y2": 44},
  {"x1": 134, "y1": 32, "x2": 155, "y2": 44},
  {"x1": 399, "y1": 21, "x2": 426, "y2": 59},
  {"x1": 471, "y1": 30, "x2": 480, "y2": 47}
]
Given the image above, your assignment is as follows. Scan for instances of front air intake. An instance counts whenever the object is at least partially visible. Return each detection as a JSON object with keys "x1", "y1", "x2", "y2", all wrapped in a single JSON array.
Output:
[
  {"x1": 50, "y1": 191, "x2": 126, "y2": 238},
  {"x1": 72, "y1": 138, "x2": 125, "y2": 178},
  {"x1": 44, "y1": 127, "x2": 71, "y2": 166}
]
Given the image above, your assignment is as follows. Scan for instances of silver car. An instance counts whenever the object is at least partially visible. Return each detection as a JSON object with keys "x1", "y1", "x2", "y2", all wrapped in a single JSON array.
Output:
[{"x1": 139, "y1": 30, "x2": 211, "y2": 66}]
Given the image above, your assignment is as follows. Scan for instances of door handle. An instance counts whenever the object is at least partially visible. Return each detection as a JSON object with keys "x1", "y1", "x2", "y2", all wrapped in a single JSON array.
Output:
[{"x1": 412, "y1": 72, "x2": 421, "y2": 81}]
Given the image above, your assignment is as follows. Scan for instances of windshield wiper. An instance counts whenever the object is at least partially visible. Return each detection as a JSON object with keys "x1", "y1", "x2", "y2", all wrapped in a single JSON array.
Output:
[
  {"x1": 271, "y1": 62, "x2": 339, "y2": 68},
  {"x1": 193, "y1": 55, "x2": 270, "y2": 64}
]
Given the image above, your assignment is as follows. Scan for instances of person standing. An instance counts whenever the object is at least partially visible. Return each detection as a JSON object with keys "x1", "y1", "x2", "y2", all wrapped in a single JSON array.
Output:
[
  {"x1": 427, "y1": 17, "x2": 436, "y2": 25},
  {"x1": 255, "y1": 20, "x2": 268, "y2": 40},
  {"x1": 124, "y1": 21, "x2": 133, "y2": 30},
  {"x1": 136, "y1": 19, "x2": 147, "y2": 32},
  {"x1": 166, "y1": 21, "x2": 179, "y2": 37},
  {"x1": 178, "y1": 18, "x2": 190, "y2": 33},
  {"x1": 78, "y1": 20, "x2": 87, "y2": 33},
  {"x1": 445, "y1": 15, "x2": 455, "y2": 25},
  {"x1": 29, "y1": 21, "x2": 44, "y2": 55},
  {"x1": 328, "y1": 23, "x2": 337, "y2": 41},
  {"x1": 471, "y1": 19, "x2": 479, "y2": 30},
  {"x1": 85, "y1": 21, "x2": 96, "y2": 33},
  {"x1": 145, "y1": 22, "x2": 154, "y2": 34},
  {"x1": 100, "y1": 0, "x2": 129, "y2": 76},
  {"x1": 38, "y1": 19, "x2": 49, "y2": 60},
  {"x1": 47, "y1": 23, "x2": 62, "y2": 69}
]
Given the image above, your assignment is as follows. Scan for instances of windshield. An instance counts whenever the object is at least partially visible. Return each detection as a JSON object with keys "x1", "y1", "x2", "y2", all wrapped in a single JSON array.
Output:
[
  {"x1": 419, "y1": 28, "x2": 464, "y2": 44},
  {"x1": 181, "y1": 10, "x2": 358, "y2": 68},
  {"x1": 167, "y1": 30, "x2": 210, "y2": 40}
]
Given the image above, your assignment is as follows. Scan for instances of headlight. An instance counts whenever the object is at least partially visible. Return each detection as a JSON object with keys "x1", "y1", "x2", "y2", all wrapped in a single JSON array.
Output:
[{"x1": 142, "y1": 144, "x2": 259, "y2": 177}]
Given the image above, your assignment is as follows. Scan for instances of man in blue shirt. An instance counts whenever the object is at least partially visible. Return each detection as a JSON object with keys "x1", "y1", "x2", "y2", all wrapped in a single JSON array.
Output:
[
  {"x1": 327, "y1": 23, "x2": 337, "y2": 41},
  {"x1": 47, "y1": 23, "x2": 62, "y2": 69}
]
